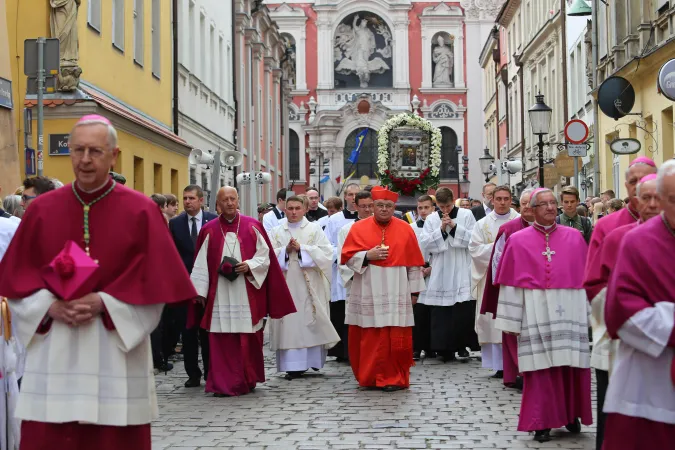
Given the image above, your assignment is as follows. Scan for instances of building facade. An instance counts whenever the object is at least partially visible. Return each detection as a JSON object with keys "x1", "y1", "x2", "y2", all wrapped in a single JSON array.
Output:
[
  {"x1": 177, "y1": 0, "x2": 236, "y2": 203},
  {"x1": 0, "y1": 0, "x2": 20, "y2": 192},
  {"x1": 6, "y1": 0, "x2": 190, "y2": 195},
  {"x1": 595, "y1": 0, "x2": 675, "y2": 197},
  {"x1": 234, "y1": 0, "x2": 296, "y2": 216},
  {"x1": 266, "y1": 0, "x2": 505, "y2": 200}
]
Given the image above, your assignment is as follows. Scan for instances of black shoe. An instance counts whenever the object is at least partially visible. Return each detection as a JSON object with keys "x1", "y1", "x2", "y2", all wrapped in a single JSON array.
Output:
[
  {"x1": 214, "y1": 393, "x2": 229, "y2": 398},
  {"x1": 441, "y1": 352, "x2": 456, "y2": 363},
  {"x1": 382, "y1": 385, "x2": 404, "y2": 392},
  {"x1": 491, "y1": 370, "x2": 504, "y2": 379},
  {"x1": 311, "y1": 367, "x2": 320, "y2": 372},
  {"x1": 457, "y1": 349, "x2": 470, "y2": 358},
  {"x1": 565, "y1": 418, "x2": 581, "y2": 433},
  {"x1": 514, "y1": 376, "x2": 523, "y2": 390},
  {"x1": 284, "y1": 371, "x2": 306, "y2": 380},
  {"x1": 413, "y1": 351, "x2": 421, "y2": 361},
  {"x1": 156, "y1": 362, "x2": 173, "y2": 374},
  {"x1": 184, "y1": 377, "x2": 201, "y2": 388},
  {"x1": 533, "y1": 429, "x2": 551, "y2": 442}
]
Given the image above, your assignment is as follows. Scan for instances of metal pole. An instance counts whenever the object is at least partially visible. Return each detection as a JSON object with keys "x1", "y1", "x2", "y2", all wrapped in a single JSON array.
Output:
[
  {"x1": 591, "y1": 0, "x2": 600, "y2": 196},
  {"x1": 538, "y1": 135, "x2": 545, "y2": 186},
  {"x1": 209, "y1": 150, "x2": 221, "y2": 214},
  {"x1": 573, "y1": 156, "x2": 579, "y2": 189},
  {"x1": 36, "y1": 37, "x2": 45, "y2": 177}
]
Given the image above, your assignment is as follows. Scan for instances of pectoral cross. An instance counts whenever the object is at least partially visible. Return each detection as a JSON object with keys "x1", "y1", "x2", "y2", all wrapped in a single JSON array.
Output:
[
  {"x1": 542, "y1": 246, "x2": 556, "y2": 262},
  {"x1": 555, "y1": 305, "x2": 565, "y2": 317},
  {"x1": 541, "y1": 233, "x2": 555, "y2": 262}
]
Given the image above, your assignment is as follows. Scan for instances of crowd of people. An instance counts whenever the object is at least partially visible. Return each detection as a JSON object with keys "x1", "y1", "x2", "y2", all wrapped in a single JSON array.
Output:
[{"x1": 0, "y1": 115, "x2": 672, "y2": 450}]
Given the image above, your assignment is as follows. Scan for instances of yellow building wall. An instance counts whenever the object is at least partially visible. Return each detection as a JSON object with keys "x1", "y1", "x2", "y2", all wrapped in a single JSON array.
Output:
[
  {"x1": 597, "y1": 42, "x2": 675, "y2": 197},
  {"x1": 32, "y1": 118, "x2": 188, "y2": 197},
  {"x1": 6, "y1": 0, "x2": 172, "y2": 127}
]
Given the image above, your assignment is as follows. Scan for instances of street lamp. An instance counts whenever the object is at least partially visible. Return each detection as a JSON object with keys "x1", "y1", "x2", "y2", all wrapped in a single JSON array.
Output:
[
  {"x1": 459, "y1": 177, "x2": 470, "y2": 198},
  {"x1": 567, "y1": 0, "x2": 591, "y2": 16},
  {"x1": 528, "y1": 93, "x2": 552, "y2": 187},
  {"x1": 478, "y1": 147, "x2": 495, "y2": 182}
]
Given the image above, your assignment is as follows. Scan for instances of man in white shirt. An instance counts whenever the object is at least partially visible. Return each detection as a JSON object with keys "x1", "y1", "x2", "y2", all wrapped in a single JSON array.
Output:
[{"x1": 262, "y1": 188, "x2": 288, "y2": 232}]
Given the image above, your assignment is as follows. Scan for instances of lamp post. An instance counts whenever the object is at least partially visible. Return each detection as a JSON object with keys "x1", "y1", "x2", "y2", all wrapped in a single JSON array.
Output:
[
  {"x1": 478, "y1": 147, "x2": 495, "y2": 183},
  {"x1": 528, "y1": 93, "x2": 552, "y2": 187}
]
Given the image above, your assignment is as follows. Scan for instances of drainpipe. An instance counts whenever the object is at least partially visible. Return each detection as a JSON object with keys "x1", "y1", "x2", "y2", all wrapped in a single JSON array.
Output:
[
  {"x1": 232, "y1": 0, "x2": 238, "y2": 188},
  {"x1": 172, "y1": 0, "x2": 179, "y2": 135}
]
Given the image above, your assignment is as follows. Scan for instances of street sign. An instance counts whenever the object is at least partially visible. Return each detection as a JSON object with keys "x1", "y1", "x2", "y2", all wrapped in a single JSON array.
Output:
[
  {"x1": 658, "y1": 59, "x2": 675, "y2": 102},
  {"x1": 0, "y1": 78, "x2": 12, "y2": 109},
  {"x1": 610, "y1": 138, "x2": 641, "y2": 155},
  {"x1": 564, "y1": 119, "x2": 589, "y2": 144},
  {"x1": 49, "y1": 133, "x2": 70, "y2": 156},
  {"x1": 26, "y1": 76, "x2": 58, "y2": 95},
  {"x1": 25, "y1": 148, "x2": 36, "y2": 176},
  {"x1": 543, "y1": 164, "x2": 559, "y2": 188},
  {"x1": 554, "y1": 150, "x2": 575, "y2": 177},
  {"x1": 23, "y1": 39, "x2": 60, "y2": 77},
  {"x1": 568, "y1": 143, "x2": 588, "y2": 157}
]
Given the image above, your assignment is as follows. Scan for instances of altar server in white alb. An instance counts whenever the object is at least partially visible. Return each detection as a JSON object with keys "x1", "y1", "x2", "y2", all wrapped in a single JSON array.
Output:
[
  {"x1": 469, "y1": 185, "x2": 519, "y2": 377},
  {"x1": 419, "y1": 187, "x2": 477, "y2": 362},
  {"x1": 269, "y1": 196, "x2": 340, "y2": 380},
  {"x1": 324, "y1": 182, "x2": 360, "y2": 361}
]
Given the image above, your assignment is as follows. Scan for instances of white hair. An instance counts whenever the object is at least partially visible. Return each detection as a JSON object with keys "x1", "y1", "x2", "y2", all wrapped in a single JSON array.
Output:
[
  {"x1": 529, "y1": 188, "x2": 555, "y2": 208},
  {"x1": 625, "y1": 162, "x2": 655, "y2": 179},
  {"x1": 50, "y1": 178, "x2": 64, "y2": 189},
  {"x1": 656, "y1": 160, "x2": 675, "y2": 196},
  {"x1": 520, "y1": 187, "x2": 535, "y2": 204},
  {"x1": 70, "y1": 118, "x2": 118, "y2": 149}
]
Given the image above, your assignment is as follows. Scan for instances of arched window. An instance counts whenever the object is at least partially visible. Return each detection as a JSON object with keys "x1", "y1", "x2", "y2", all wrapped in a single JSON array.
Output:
[
  {"x1": 343, "y1": 127, "x2": 378, "y2": 179},
  {"x1": 440, "y1": 126, "x2": 459, "y2": 180},
  {"x1": 288, "y1": 129, "x2": 300, "y2": 181}
]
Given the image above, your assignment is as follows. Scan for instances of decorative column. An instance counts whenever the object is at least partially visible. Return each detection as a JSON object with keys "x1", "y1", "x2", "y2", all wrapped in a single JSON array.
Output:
[
  {"x1": 273, "y1": 67, "x2": 283, "y2": 193},
  {"x1": 454, "y1": 35, "x2": 465, "y2": 88},
  {"x1": 281, "y1": 77, "x2": 292, "y2": 189},
  {"x1": 296, "y1": 27, "x2": 308, "y2": 92},
  {"x1": 393, "y1": 19, "x2": 410, "y2": 88},
  {"x1": 315, "y1": 16, "x2": 333, "y2": 90}
]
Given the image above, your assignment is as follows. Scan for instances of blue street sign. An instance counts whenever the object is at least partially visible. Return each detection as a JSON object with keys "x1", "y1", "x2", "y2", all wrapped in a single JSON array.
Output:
[{"x1": 25, "y1": 147, "x2": 36, "y2": 176}]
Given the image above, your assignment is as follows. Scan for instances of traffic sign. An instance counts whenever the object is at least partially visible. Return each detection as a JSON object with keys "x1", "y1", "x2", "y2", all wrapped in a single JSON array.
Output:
[
  {"x1": 568, "y1": 143, "x2": 588, "y2": 157},
  {"x1": 24, "y1": 39, "x2": 60, "y2": 77},
  {"x1": 564, "y1": 119, "x2": 589, "y2": 144},
  {"x1": 25, "y1": 147, "x2": 36, "y2": 176}
]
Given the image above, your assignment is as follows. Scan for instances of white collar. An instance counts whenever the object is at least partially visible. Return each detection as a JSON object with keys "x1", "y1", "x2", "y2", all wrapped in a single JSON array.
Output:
[{"x1": 188, "y1": 210, "x2": 203, "y2": 221}]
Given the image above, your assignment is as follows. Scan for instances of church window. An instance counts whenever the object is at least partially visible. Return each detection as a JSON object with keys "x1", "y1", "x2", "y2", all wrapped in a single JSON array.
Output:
[
  {"x1": 439, "y1": 126, "x2": 459, "y2": 180},
  {"x1": 343, "y1": 127, "x2": 378, "y2": 179}
]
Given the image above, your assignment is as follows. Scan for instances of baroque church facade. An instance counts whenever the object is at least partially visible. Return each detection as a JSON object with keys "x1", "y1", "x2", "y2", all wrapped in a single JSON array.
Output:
[{"x1": 267, "y1": 0, "x2": 505, "y2": 199}]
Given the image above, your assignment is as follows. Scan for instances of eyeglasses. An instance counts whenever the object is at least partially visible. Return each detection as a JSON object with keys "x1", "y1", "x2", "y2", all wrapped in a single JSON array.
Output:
[
  {"x1": 534, "y1": 201, "x2": 558, "y2": 208},
  {"x1": 21, "y1": 194, "x2": 37, "y2": 202}
]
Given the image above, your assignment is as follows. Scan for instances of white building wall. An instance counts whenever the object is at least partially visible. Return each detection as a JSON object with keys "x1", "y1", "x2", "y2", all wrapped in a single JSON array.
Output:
[{"x1": 178, "y1": 0, "x2": 236, "y2": 199}]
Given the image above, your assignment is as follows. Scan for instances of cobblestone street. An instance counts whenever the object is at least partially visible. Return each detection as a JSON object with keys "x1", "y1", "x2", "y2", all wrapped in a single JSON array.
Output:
[{"x1": 152, "y1": 350, "x2": 597, "y2": 450}]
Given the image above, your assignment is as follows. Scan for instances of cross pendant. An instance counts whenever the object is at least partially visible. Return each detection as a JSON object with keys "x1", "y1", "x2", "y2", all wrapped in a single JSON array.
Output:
[{"x1": 542, "y1": 246, "x2": 556, "y2": 262}]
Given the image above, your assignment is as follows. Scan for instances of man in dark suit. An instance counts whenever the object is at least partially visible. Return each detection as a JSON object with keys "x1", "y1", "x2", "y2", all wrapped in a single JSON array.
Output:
[
  {"x1": 471, "y1": 182, "x2": 496, "y2": 221},
  {"x1": 169, "y1": 185, "x2": 218, "y2": 387}
]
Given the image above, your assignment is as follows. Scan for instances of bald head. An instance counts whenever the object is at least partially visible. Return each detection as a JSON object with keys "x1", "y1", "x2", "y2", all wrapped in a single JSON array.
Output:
[{"x1": 217, "y1": 186, "x2": 239, "y2": 218}]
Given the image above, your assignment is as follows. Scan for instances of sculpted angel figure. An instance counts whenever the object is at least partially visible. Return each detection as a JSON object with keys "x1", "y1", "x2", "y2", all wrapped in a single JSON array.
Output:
[
  {"x1": 334, "y1": 15, "x2": 390, "y2": 88},
  {"x1": 50, "y1": 0, "x2": 82, "y2": 91}
]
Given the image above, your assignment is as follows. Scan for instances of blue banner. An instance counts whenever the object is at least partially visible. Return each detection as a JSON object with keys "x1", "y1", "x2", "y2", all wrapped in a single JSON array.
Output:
[
  {"x1": 319, "y1": 175, "x2": 330, "y2": 184},
  {"x1": 348, "y1": 129, "x2": 368, "y2": 164}
]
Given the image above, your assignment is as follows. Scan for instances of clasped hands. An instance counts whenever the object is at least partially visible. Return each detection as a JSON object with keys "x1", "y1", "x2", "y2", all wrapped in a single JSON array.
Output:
[
  {"x1": 48, "y1": 293, "x2": 104, "y2": 327},
  {"x1": 440, "y1": 216, "x2": 455, "y2": 231},
  {"x1": 286, "y1": 238, "x2": 301, "y2": 254}
]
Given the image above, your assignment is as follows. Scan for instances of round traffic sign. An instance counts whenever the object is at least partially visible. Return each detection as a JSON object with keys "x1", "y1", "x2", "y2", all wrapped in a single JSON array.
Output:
[{"x1": 564, "y1": 119, "x2": 589, "y2": 144}]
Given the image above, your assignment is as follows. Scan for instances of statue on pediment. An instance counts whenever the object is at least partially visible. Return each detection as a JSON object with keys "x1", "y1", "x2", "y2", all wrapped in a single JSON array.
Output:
[
  {"x1": 432, "y1": 35, "x2": 454, "y2": 87},
  {"x1": 50, "y1": 0, "x2": 82, "y2": 91}
]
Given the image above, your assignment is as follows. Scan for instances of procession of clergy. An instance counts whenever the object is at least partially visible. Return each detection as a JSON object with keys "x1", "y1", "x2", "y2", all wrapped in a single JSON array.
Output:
[{"x1": 0, "y1": 115, "x2": 673, "y2": 450}]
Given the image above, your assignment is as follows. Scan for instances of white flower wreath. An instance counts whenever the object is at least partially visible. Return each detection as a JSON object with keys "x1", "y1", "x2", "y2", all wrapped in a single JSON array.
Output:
[{"x1": 377, "y1": 113, "x2": 442, "y2": 177}]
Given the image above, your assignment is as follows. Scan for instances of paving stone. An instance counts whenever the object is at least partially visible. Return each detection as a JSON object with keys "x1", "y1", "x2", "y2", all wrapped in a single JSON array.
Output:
[{"x1": 154, "y1": 340, "x2": 596, "y2": 450}]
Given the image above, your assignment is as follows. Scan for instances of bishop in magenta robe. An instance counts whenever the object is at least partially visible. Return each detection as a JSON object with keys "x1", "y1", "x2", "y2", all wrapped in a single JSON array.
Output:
[
  {"x1": 189, "y1": 187, "x2": 296, "y2": 397},
  {"x1": 494, "y1": 188, "x2": 592, "y2": 443},
  {"x1": 603, "y1": 164, "x2": 675, "y2": 450},
  {"x1": 585, "y1": 157, "x2": 656, "y2": 278},
  {"x1": 0, "y1": 115, "x2": 197, "y2": 450},
  {"x1": 481, "y1": 188, "x2": 536, "y2": 388},
  {"x1": 583, "y1": 173, "x2": 661, "y2": 450}
]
